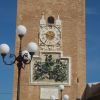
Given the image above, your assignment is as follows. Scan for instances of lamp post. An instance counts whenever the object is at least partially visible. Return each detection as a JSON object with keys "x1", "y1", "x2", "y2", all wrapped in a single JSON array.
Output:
[
  {"x1": 0, "y1": 25, "x2": 38, "y2": 100},
  {"x1": 59, "y1": 85, "x2": 64, "y2": 100}
]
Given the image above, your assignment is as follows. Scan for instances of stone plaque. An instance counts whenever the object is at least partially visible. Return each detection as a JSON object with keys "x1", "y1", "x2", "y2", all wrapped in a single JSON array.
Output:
[{"x1": 40, "y1": 87, "x2": 59, "y2": 99}]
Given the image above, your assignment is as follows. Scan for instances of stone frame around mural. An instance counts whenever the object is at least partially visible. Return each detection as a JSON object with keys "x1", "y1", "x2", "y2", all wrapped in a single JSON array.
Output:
[{"x1": 29, "y1": 51, "x2": 71, "y2": 86}]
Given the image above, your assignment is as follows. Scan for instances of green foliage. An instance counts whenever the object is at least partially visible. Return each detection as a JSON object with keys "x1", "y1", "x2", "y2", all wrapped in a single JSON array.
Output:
[{"x1": 33, "y1": 55, "x2": 68, "y2": 82}]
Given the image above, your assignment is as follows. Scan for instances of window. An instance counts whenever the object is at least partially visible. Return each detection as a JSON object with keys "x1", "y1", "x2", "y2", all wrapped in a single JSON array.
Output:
[{"x1": 48, "y1": 16, "x2": 55, "y2": 24}]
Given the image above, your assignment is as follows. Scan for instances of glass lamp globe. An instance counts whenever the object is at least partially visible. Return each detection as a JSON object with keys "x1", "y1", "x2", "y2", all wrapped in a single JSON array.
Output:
[
  {"x1": 22, "y1": 50, "x2": 31, "y2": 61},
  {"x1": 59, "y1": 85, "x2": 64, "y2": 91},
  {"x1": 27, "y1": 42, "x2": 38, "y2": 53},
  {"x1": 16, "y1": 25, "x2": 27, "y2": 36},
  {"x1": 63, "y1": 95, "x2": 69, "y2": 100},
  {"x1": 50, "y1": 95, "x2": 55, "y2": 100},
  {"x1": 0, "y1": 44, "x2": 10, "y2": 55}
]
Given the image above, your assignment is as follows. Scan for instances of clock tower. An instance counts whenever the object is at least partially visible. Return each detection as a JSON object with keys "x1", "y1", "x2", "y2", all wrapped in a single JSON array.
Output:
[{"x1": 13, "y1": 0, "x2": 86, "y2": 100}]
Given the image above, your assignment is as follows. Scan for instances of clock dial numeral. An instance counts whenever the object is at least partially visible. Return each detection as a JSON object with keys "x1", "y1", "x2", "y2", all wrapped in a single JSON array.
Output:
[{"x1": 45, "y1": 39, "x2": 50, "y2": 45}]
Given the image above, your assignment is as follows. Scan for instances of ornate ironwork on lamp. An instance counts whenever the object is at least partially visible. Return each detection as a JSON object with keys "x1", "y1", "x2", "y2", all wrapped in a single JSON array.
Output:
[{"x1": 0, "y1": 25, "x2": 38, "y2": 100}]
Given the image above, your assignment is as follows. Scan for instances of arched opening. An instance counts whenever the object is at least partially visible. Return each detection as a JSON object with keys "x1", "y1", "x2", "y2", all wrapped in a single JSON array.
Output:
[{"x1": 47, "y1": 16, "x2": 55, "y2": 24}]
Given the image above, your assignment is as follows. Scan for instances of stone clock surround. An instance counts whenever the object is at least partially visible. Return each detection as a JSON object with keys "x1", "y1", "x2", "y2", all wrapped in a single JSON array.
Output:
[{"x1": 39, "y1": 15, "x2": 62, "y2": 51}]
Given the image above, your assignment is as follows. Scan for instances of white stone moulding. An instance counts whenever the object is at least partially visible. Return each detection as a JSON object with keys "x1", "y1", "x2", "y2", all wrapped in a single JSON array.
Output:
[{"x1": 29, "y1": 51, "x2": 71, "y2": 86}]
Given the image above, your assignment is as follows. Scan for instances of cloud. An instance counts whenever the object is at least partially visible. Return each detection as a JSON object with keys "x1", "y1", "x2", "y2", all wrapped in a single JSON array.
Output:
[{"x1": 86, "y1": 8, "x2": 98, "y2": 15}]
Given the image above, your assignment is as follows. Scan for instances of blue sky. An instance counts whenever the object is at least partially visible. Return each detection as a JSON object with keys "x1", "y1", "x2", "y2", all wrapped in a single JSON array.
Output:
[
  {"x1": 0, "y1": 0, "x2": 17, "y2": 99},
  {"x1": 0, "y1": 0, "x2": 100, "y2": 100},
  {"x1": 86, "y1": 0, "x2": 100, "y2": 82}
]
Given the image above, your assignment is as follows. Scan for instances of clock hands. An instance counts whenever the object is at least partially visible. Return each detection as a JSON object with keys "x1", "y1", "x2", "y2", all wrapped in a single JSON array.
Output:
[{"x1": 45, "y1": 31, "x2": 55, "y2": 40}]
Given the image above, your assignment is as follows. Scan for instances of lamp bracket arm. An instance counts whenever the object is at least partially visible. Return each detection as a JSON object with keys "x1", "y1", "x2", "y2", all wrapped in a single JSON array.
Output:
[{"x1": 2, "y1": 53, "x2": 16, "y2": 65}]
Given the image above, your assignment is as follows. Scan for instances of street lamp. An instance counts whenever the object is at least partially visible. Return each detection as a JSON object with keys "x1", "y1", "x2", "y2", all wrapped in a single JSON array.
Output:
[
  {"x1": 0, "y1": 25, "x2": 38, "y2": 100},
  {"x1": 50, "y1": 95, "x2": 56, "y2": 100},
  {"x1": 59, "y1": 85, "x2": 64, "y2": 100},
  {"x1": 63, "y1": 95, "x2": 69, "y2": 100}
]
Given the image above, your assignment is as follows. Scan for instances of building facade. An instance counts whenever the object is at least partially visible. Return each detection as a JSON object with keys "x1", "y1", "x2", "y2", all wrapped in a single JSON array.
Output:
[{"x1": 13, "y1": 0, "x2": 86, "y2": 100}]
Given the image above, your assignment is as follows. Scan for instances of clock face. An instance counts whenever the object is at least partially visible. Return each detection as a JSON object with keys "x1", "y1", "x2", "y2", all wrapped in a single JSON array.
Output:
[
  {"x1": 40, "y1": 26, "x2": 61, "y2": 46},
  {"x1": 46, "y1": 31, "x2": 55, "y2": 40}
]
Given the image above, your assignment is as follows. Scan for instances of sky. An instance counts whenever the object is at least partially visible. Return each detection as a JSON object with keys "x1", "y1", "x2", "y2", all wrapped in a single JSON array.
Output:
[
  {"x1": 86, "y1": 1, "x2": 100, "y2": 82},
  {"x1": 0, "y1": 0, "x2": 100, "y2": 100}
]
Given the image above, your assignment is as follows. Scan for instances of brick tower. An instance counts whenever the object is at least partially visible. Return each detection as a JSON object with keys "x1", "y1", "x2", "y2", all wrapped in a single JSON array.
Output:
[{"x1": 13, "y1": 0, "x2": 86, "y2": 100}]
